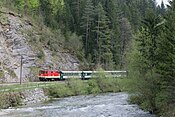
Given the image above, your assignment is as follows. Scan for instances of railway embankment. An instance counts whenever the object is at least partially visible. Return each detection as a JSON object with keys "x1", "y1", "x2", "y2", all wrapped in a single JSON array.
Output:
[
  {"x1": 0, "y1": 88, "x2": 48, "y2": 109},
  {"x1": 21, "y1": 88, "x2": 48, "y2": 105},
  {"x1": 0, "y1": 82, "x2": 60, "y2": 109}
]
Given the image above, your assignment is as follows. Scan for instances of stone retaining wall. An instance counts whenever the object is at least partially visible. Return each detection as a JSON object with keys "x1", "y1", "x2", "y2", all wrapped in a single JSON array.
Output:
[{"x1": 21, "y1": 88, "x2": 48, "y2": 105}]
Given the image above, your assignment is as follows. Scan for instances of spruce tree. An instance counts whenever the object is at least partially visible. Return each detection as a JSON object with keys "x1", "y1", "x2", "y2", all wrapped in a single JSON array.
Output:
[
  {"x1": 94, "y1": 3, "x2": 113, "y2": 69},
  {"x1": 157, "y1": 0, "x2": 175, "y2": 108},
  {"x1": 118, "y1": 17, "x2": 132, "y2": 69},
  {"x1": 80, "y1": 0, "x2": 94, "y2": 56},
  {"x1": 133, "y1": 11, "x2": 164, "y2": 113},
  {"x1": 71, "y1": 0, "x2": 85, "y2": 33}
]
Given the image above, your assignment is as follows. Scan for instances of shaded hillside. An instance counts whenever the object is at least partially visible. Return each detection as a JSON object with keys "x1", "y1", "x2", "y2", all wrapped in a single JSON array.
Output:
[{"x1": 0, "y1": 8, "x2": 79, "y2": 82}]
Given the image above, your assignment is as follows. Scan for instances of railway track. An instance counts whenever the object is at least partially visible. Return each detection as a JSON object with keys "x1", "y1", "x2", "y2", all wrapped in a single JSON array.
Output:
[
  {"x1": 0, "y1": 81, "x2": 65, "y2": 92},
  {"x1": 0, "y1": 70, "x2": 128, "y2": 92},
  {"x1": 0, "y1": 81, "x2": 63, "y2": 86}
]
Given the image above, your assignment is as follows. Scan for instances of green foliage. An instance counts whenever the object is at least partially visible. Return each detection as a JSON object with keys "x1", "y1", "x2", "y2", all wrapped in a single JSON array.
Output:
[
  {"x1": 64, "y1": 32, "x2": 84, "y2": 60},
  {"x1": 66, "y1": 79, "x2": 88, "y2": 95},
  {"x1": 29, "y1": 0, "x2": 40, "y2": 9},
  {"x1": 15, "y1": 0, "x2": 25, "y2": 11},
  {"x1": 15, "y1": 0, "x2": 39, "y2": 11},
  {"x1": 0, "y1": 70, "x2": 4, "y2": 79},
  {"x1": 86, "y1": 79, "x2": 101, "y2": 94},
  {"x1": 37, "y1": 50, "x2": 44, "y2": 59},
  {"x1": 50, "y1": 0, "x2": 64, "y2": 15},
  {"x1": 80, "y1": 0, "x2": 94, "y2": 55},
  {"x1": 127, "y1": 1, "x2": 175, "y2": 115},
  {"x1": 5, "y1": 68, "x2": 17, "y2": 78},
  {"x1": 93, "y1": 3, "x2": 113, "y2": 69},
  {"x1": 93, "y1": 70, "x2": 114, "y2": 92},
  {"x1": 46, "y1": 73, "x2": 128, "y2": 98},
  {"x1": 47, "y1": 84, "x2": 73, "y2": 98},
  {"x1": 0, "y1": 92, "x2": 22, "y2": 109},
  {"x1": 0, "y1": 13, "x2": 9, "y2": 25},
  {"x1": 118, "y1": 17, "x2": 132, "y2": 69}
]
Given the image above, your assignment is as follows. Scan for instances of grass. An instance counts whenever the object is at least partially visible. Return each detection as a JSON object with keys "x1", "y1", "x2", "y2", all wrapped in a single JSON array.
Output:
[
  {"x1": 0, "y1": 12, "x2": 9, "y2": 25},
  {"x1": 45, "y1": 76, "x2": 130, "y2": 98},
  {"x1": 0, "y1": 82, "x2": 60, "y2": 93}
]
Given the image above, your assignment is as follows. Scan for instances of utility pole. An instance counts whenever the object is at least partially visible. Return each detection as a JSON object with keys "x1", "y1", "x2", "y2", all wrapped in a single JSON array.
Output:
[{"x1": 20, "y1": 56, "x2": 23, "y2": 85}]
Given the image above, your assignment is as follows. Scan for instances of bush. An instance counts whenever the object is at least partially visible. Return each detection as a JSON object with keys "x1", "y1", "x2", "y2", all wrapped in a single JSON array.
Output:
[
  {"x1": 0, "y1": 92, "x2": 22, "y2": 109},
  {"x1": 93, "y1": 70, "x2": 121, "y2": 93},
  {"x1": 0, "y1": 70, "x2": 4, "y2": 79},
  {"x1": 66, "y1": 79, "x2": 88, "y2": 95},
  {"x1": 87, "y1": 79, "x2": 101, "y2": 94},
  {"x1": 46, "y1": 84, "x2": 73, "y2": 98},
  {"x1": 46, "y1": 70, "x2": 126, "y2": 99},
  {"x1": 37, "y1": 50, "x2": 44, "y2": 59}
]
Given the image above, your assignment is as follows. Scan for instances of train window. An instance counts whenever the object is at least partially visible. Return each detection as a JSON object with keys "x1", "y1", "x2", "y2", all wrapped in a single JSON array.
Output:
[{"x1": 39, "y1": 70, "x2": 45, "y2": 74}]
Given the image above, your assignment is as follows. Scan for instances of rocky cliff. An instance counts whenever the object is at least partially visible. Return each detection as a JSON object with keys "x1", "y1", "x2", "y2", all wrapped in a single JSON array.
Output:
[{"x1": 0, "y1": 8, "x2": 79, "y2": 83}]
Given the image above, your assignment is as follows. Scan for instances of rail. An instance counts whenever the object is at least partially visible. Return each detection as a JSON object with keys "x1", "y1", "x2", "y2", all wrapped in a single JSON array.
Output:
[{"x1": 0, "y1": 82, "x2": 63, "y2": 93}]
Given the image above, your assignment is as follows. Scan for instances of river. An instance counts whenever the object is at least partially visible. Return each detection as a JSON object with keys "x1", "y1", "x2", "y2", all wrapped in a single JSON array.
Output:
[{"x1": 0, "y1": 92, "x2": 155, "y2": 117}]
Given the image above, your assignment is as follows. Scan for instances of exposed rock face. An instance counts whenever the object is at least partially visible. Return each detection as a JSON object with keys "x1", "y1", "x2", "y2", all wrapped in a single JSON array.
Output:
[{"x1": 0, "y1": 10, "x2": 79, "y2": 83}]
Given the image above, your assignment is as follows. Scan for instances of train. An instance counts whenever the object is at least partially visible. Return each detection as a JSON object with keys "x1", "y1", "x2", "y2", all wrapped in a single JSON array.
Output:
[{"x1": 38, "y1": 70, "x2": 127, "y2": 81}]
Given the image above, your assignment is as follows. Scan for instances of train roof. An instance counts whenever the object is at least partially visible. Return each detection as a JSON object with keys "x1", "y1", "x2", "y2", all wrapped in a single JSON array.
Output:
[{"x1": 39, "y1": 70, "x2": 59, "y2": 72}]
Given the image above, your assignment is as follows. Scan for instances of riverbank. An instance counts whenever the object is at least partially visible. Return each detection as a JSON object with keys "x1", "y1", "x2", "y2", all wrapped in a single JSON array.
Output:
[
  {"x1": 44, "y1": 74, "x2": 124, "y2": 98},
  {"x1": 0, "y1": 93, "x2": 155, "y2": 117},
  {"x1": 45, "y1": 70, "x2": 132, "y2": 99}
]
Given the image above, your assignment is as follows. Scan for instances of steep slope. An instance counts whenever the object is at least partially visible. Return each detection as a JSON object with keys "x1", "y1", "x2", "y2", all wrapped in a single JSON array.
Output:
[{"x1": 0, "y1": 9, "x2": 79, "y2": 83}]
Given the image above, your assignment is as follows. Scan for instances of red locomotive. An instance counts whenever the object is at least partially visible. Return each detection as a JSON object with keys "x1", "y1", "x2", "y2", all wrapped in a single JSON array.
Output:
[{"x1": 38, "y1": 70, "x2": 61, "y2": 81}]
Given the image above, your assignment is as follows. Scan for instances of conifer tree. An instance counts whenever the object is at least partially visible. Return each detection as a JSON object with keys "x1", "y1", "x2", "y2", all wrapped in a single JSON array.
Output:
[
  {"x1": 39, "y1": 0, "x2": 54, "y2": 27},
  {"x1": 80, "y1": 0, "x2": 94, "y2": 56},
  {"x1": 105, "y1": 0, "x2": 120, "y2": 69},
  {"x1": 157, "y1": 0, "x2": 175, "y2": 107},
  {"x1": 94, "y1": 3, "x2": 113, "y2": 69},
  {"x1": 118, "y1": 17, "x2": 132, "y2": 69},
  {"x1": 71, "y1": 0, "x2": 85, "y2": 33},
  {"x1": 132, "y1": 11, "x2": 164, "y2": 112}
]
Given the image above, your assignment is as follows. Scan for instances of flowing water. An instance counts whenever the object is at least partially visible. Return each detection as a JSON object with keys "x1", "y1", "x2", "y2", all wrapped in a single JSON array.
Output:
[{"x1": 0, "y1": 92, "x2": 155, "y2": 117}]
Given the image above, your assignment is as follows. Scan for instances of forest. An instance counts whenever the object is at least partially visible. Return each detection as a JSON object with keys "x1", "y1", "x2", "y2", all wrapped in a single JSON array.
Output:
[{"x1": 0, "y1": 0, "x2": 175, "y2": 116}]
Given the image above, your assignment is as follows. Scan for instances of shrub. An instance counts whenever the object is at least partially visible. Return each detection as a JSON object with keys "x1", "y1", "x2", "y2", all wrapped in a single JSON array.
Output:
[
  {"x1": 37, "y1": 50, "x2": 44, "y2": 59},
  {"x1": 46, "y1": 70, "x2": 125, "y2": 99},
  {"x1": 0, "y1": 92, "x2": 22, "y2": 109},
  {"x1": 87, "y1": 79, "x2": 101, "y2": 94},
  {"x1": 93, "y1": 70, "x2": 120, "y2": 93},
  {"x1": 5, "y1": 68, "x2": 16, "y2": 78},
  {"x1": 46, "y1": 84, "x2": 73, "y2": 98},
  {"x1": 0, "y1": 70, "x2": 4, "y2": 79},
  {"x1": 66, "y1": 78, "x2": 88, "y2": 95}
]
